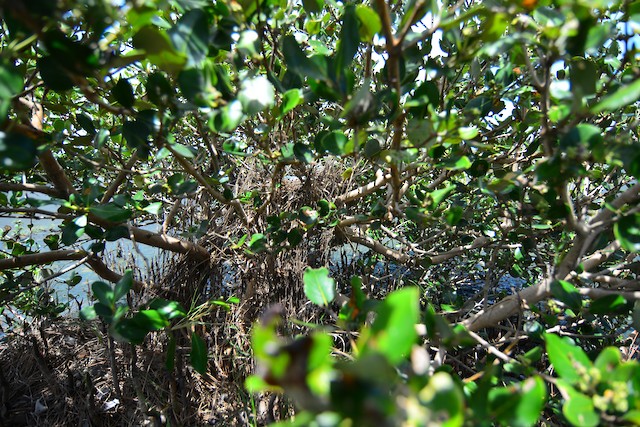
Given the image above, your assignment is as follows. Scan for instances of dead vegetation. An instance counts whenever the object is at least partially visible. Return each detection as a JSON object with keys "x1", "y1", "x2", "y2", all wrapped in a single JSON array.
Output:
[{"x1": 0, "y1": 158, "x2": 391, "y2": 426}]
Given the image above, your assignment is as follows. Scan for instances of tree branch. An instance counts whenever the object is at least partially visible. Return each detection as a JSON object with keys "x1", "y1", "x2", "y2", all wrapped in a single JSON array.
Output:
[
  {"x1": 0, "y1": 182, "x2": 64, "y2": 198},
  {"x1": 0, "y1": 249, "x2": 87, "y2": 270}
]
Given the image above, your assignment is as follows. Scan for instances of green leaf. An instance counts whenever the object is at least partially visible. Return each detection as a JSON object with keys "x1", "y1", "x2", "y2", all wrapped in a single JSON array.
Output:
[
  {"x1": 356, "y1": 5, "x2": 382, "y2": 41},
  {"x1": 92, "y1": 281, "x2": 114, "y2": 306},
  {"x1": 368, "y1": 287, "x2": 419, "y2": 365},
  {"x1": 594, "y1": 346, "x2": 621, "y2": 377},
  {"x1": 37, "y1": 56, "x2": 74, "y2": 91},
  {"x1": 168, "y1": 9, "x2": 209, "y2": 67},
  {"x1": 149, "y1": 298, "x2": 186, "y2": 320},
  {"x1": 190, "y1": 332, "x2": 208, "y2": 374},
  {"x1": 132, "y1": 310, "x2": 170, "y2": 331},
  {"x1": 458, "y1": 126, "x2": 479, "y2": 139},
  {"x1": 550, "y1": 280, "x2": 582, "y2": 311},
  {"x1": 79, "y1": 305, "x2": 97, "y2": 321},
  {"x1": 287, "y1": 228, "x2": 303, "y2": 247},
  {"x1": 516, "y1": 377, "x2": 547, "y2": 427},
  {"x1": 111, "y1": 78, "x2": 135, "y2": 109},
  {"x1": 560, "y1": 124, "x2": 603, "y2": 151},
  {"x1": 90, "y1": 203, "x2": 133, "y2": 223},
  {"x1": 443, "y1": 155, "x2": 472, "y2": 170},
  {"x1": 0, "y1": 63, "x2": 23, "y2": 119},
  {"x1": 112, "y1": 318, "x2": 148, "y2": 344},
  {"x1": 430, "y1": 185, "x2": 456, "y2": 209},
  {"x1": 303, "y1": 267, "x2": 336, "y2": 306},
  {"x1": 248, "y1": 233, "x2": 267, "y2": 252},
  {"x1": 557, "y1": 381, "x2": 599, "y2": 427},
  {"x1": 114, "y1": 270, "x2": 133, "y2": 301},
  {"x1": 122, "y1": 119, "x2": 152, "y2": 152},
  {"x1": 0, "y1": 132, "x2": 38, "y2": 171},
  {"x1": 146, "y1": 71, "x2": 173, "y2": 105},
  {"x1": 588, "y1": 294, "x2": 630, "y2": 315},
  {"x1": 419, "y1": 372, "x2": 464, "y2": 427},
  {"x1": 293, "y1": 143, "x2": 314, "y2": 163},
  {"x1": 614, "y1": 213, "x2": 640, "y2": 252},
  {"x1": 170, "y1": 143, "x2": 196, "y2": 158},
  {"x1": 593, "y1": 78, "x2": 640, "y2": 113},
  {"x1": 143, "y1": 201, "x2": 163, "y2": 215},
  {"x1": 132, "y1": 26, "x2": 186, "y2": 73},
  {"x1": 545, "y1": 334, "x2": 592, "y2": 384},
  {"x1": 336, "y1": 5, "x2": 360, "y2": 73},
  {"x1": 238, "y1": 76, "x2": 275, "y2": 115},
  {"x1": 281, "y1": 89, "x2": 303, "y2": 116},
  {"x1": 302, "y1": 0, "x2": 322, "y2": 13},
  {"x1": 322, "y1": 131, "x2": 348, "y2": 155},
  {"x1": 282, "y1": 35, "x2": 326, "y2": 81},
  {"x1": 570, "y1": 58, "x2": 597, "y2": 96},
  {"x1": 166, "y1": 335, "x2": 176, "y2": 371},
  {"x1": 0, "y1": 63, "x2": 23, "y2": 99}
]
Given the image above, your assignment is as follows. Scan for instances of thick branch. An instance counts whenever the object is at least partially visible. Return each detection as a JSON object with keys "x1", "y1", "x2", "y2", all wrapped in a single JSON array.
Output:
[
  {"x1": 38, "y1": 149, "x2": 80, "y2": 199},
  {"x1": 0, "y1": 249, "x2": 87, "y2": 270},
  {"x1": 100, "y1": 154, "x2": 139, "y2": 204},
  {"x1": 342, "y1": 231, "x2": 410, "y2": 264},
  {"x1": 0, "y1": 182, "x2": 64, "y2": 198},
  {"x1": 86, "y1": 257, "x2": 146, "y2": 292}
]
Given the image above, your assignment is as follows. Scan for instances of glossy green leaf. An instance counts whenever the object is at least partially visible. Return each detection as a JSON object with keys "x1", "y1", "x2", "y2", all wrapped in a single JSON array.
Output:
[
  {"x1": 588, "y1": 294, "x2": 630, "y2": 315},
  {"x1": 191, "y1": 332, "x2": 208, "y2": 374},
  {"x1": 560, "y1": 124, "x2": 602, "y2": 150},
  {"x1": 132, "y1": 310, "x2": 170, "y2": 331},
  {"x1": 282, "y1": 35, "x2": 326, "y2": 80},
  {"x1": 92, "y1": 281, "x2": 114, "y2": 306},
  {"x1": 594, "y1": 346, "x2": 621, "y2": 377},
  {"x1": 336, "y1": 5, "x2": 360, "y2": 73},
  {"x1": 132, "y1": 26, "x2": 186, "y2": 72},
  {"x1": 356, "y1": 5, "x2": 382, "y2": 41},
  {"x1": 545, "y1": 334, "x2": 592, "y2": 384},
  {"x1": 322, "y1": 131, "x2": 348, "y2": 155},
  {"x1": 114, "y1": 270, "x2": 133, "y2": 301},
  {"x1": 368, "y1": 287, "x2": 419, "y2": 365},
  {"x1": 113, "y1": 318, "x2": 148, "y2": 344},
  {"x1": 90, "y1": 203, "x2": 133, "y2": 223},
  {"x1": 303, "y1": 267, "x2": 336, "y2": 306},
  {"x1": 550, "y1": 280, "x2": 582, "y2": 311},
  {"x1": 558, "y1": 381, "x2": 599, "y2": 427},
  {"x1": 281, "y1": 89, "x2": 303, "y2": 115},
  {"x1": 302, "y1": 0, "x2": 322, "y2": 13},
  {"x1": 0, "y1": 64, "x2": 23, "y2": 119},
  {"x1": 570, "y1": 58, "x2": 597, "y2": 96},
  {"x1": 248, "y1": 233, "x2": 267, "y2": 252},
  {"x1": 149, "y1": 299, "x2": 186, "y2": 320},
  {"x1": 419, "y1": 372, "x2": 464, "y2": 427},
  {"x1": 168, "y1": 9, "x2": 209, "y2": 67},
  {"x1": 293, "y1": 143, "x2": 314, "y2": 163},
  {"x1": 79, "y1": 305, "x2": 97, "y2": 320},
  {"x1": 614, "y1": 213, "x2": 640, "y2": 252},
  {"x1": 593, "y1": 78, "x2": 640, "y2": 113}
]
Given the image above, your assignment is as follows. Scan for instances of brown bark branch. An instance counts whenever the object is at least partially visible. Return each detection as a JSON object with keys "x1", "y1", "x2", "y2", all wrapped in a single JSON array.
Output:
[
  {"x1": 86, "y1": 257, "x2": 146, "y2": 292},
  {"x1": 0, "y1": 249, "x2": 87, "y2": 270},
  {"x1": 100, "y1": 154, "x2": 139, "y2": 204},
  {"x1": 0, "y1": 182, "x2": 64, "y2": 198}
]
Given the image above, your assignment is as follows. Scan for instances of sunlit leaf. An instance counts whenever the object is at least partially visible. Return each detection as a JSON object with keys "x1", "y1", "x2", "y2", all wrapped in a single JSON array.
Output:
[
  {"x1": 303, "y1": 267, "x2": 336, "y2": 306},
  {"x1": 593, "y1": 78, "x2": 640, "y2": 113}
]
